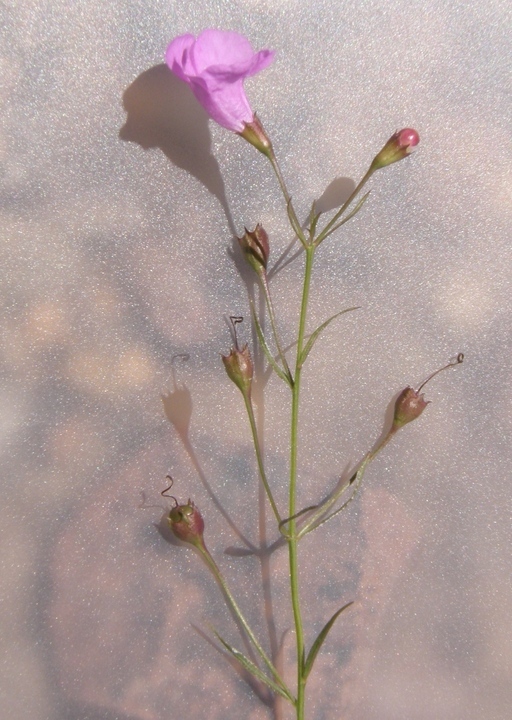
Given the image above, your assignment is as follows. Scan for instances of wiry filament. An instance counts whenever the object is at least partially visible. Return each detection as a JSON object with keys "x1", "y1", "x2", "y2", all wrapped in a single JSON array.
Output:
[
  {"x1": 417, "y1": 353, "x2": 464, "y2": 392},
  {"x1": 161, "y1": 475, "x2": 178, "y2": 506},
  {"x1": 229, "y1": 315, "x2": 244, "y2": 348}
]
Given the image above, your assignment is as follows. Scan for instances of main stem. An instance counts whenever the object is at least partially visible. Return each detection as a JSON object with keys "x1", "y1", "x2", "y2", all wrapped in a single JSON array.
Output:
[{"x1": 289, "y1": 244, "x2": 315, "y2": 719}]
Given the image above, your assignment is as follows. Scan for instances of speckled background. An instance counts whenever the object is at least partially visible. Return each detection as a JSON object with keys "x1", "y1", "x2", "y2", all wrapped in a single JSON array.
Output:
[{"x1": 1, "y1": 1, "x2": 511, "y2": 719}]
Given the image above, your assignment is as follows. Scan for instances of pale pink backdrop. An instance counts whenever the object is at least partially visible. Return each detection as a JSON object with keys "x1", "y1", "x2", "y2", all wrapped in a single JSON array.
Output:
[{"x1": 1, "y1": 1, "x2": 511, "y2": 718}]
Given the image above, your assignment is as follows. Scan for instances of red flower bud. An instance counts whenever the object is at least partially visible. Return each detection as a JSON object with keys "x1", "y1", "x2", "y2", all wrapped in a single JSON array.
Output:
[
  {"x1": 238, "y1": 224, "x2": 270, "y2": 275},
  {"x1": 167, "y1": 500, "x2": 206, "y2": 549},
  {"x1": 370, "y1": 128, "x2": 420, "y2": 170},
  {"x1": 222, "y1": 344, "x2": 253, "y2": 398},
  {"x1": 392, "y1": 387, "x2": 430, "y2": 429}
]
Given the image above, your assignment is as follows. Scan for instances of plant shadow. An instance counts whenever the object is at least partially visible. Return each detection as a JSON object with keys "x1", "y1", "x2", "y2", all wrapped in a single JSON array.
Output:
[{"x1": 120, "y1": 64, "x2": 236, "y2": 237}]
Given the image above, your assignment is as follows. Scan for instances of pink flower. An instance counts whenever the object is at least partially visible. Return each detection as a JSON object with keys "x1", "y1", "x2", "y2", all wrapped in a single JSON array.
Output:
[{"x1": 165, "y1": 30, "x2": 275, "y2": 133}]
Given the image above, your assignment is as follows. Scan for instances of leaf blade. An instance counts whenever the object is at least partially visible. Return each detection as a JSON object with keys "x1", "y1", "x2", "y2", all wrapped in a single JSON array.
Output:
[
  {"x1": 303, "y1": 602, "x2": 354, "y2": 679},
  {"x1": 250, "y1": 302, "x2": 293, "y2": 386},
  {"x1": 298, "y1": 307, "x2": 360, "y2": 368},
  {"x1": 214, "y1": 631, "x2": 295, "y2": 702}
]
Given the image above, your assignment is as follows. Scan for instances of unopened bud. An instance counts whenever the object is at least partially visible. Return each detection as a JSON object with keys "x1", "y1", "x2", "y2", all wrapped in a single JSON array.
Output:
[
  {"x1": 370, "y1": 128, "x2": 420, "y2": 171},
  {"x1": 222, "y1": 344, "x2": 253, "y2": 398},
  {"x1": 238, "y1": 224, "x2": 270, "y2": 275},
  {"x1": 167, "y1": 501, "x2": 206, "y2": 549},
  {"x1": 392, "y1": 387, "x2": 429, "y2": 429}
]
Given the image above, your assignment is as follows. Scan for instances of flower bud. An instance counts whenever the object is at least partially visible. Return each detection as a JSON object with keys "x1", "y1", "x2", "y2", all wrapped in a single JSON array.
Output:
[
  {"x1": 168, "y1": 501, "x2": 205, "y2": 549},
  {"x1": 238, "y1": 224, "x2": 270, "y2": 275},
  {"x1": 392, "y1": 387, "x2": 429, "y2": 429},
  {"x1": 222, "y1": 344, "x2": 253, "y2": 398},
  {"x1": 238, "y1": 115, "x2": 273, "y2": 155},
  {"x1": 370, "y1": 128, "x2": 420, "y2": 171}
]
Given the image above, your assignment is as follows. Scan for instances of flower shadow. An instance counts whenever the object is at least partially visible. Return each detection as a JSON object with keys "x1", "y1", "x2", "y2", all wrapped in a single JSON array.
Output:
[
  {"x1": 314, "y1": 177, "x2": 356, "y2": 215},
  {"x1": 120, "y1": 64, "x2": 236, "y2": 236}
]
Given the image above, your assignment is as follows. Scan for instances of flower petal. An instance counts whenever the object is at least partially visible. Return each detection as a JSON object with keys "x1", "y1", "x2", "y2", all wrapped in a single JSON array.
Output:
[
  {"x1": 190, "y1": 30, "x2": 256, "y2": 73},
  {"x1": 165, "y1": 34, "x2": 196, "y2": 83},
  {"x1": 165, "y1": 29, "x2": 274, "y2": 132}
]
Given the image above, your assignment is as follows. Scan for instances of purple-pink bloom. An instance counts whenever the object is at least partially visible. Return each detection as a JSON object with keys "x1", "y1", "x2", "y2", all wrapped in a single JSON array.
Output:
[{"x1": 165, "y1": 30, "x2": 274, "y2": 132}]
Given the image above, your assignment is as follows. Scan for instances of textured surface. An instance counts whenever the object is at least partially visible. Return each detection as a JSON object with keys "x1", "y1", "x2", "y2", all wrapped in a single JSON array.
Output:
[{"x1": 1, "y1": 1, "x2": 511, "y2": 719}]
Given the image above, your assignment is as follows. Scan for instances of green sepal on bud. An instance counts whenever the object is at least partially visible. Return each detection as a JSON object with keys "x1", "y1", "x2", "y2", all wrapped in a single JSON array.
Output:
[
  {"x1": 238, "y1": 224, "x2": 270, "y2": 276},
  {"x1": 238, "y1": 115, "x2": 273, "y2": 156},
  {"x1": 370, "y1": 128, "x2": 420, "y2": 171},
  {"x1": 167, "y1": 500, "x2": 206, "y2": 550},
  {"x1": 222, "y1": 344, "x2": 253, "y2": 398}
]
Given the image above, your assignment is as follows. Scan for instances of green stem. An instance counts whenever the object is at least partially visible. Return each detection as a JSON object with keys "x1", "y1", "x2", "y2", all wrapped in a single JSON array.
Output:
[
  {"x1": 315, "y1": 167, "x2": 375, "y2": 246},
  {"x1": 288, "y1": 244, "x2": 315, "y2": 719},
  {"x1": 259, "y1": 271, "x2": 293, "y2": 383},
  {"x1": 243, "y1": 393, "x2": 282, "y2": 525},
  {"x1": 266, "y1": 149, "x2": 308, "y2": 247},
  {"x1": 197, "y1": 542, "x2": 293, "y2": 701}
]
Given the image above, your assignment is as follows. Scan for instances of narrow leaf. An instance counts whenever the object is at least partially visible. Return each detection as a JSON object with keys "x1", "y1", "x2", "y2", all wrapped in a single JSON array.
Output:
[
  {"x1": 278, "y1": 504, "x2": 318, "y2": 537},
  {"x1": 307, "y1": 200, "x2": 316, "y2": 228},
  {"x1": 320, "y1": 192, "x2": 370, "y2": 242},
  {"x1": 310, "y1": 214, "x2": 321, "y2": 240},
  {"x1": 303, "y1": 602, "x2": 354, "y2": 679},
  {"x1": 298, "y1": 307, "x2": 360, "y2": 368},
  {"x1": 250, "y1": 303, "x2": 292, "y2": 386},
  {"x1": 286, "y1": 198, "x2": 308, "y2": 247},
  {"x1": 214, "y1": 631, "x2": 294, "y2": 702},
  {"x1": 308, "y1": 201, "x2": 321, "y2": 238}
]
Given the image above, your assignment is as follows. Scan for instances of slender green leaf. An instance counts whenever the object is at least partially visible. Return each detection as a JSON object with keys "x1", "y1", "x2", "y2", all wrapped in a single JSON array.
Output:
[
  {"x1": 250, "y1": 303, "x2": 292, "y2": 386},
  {"x1": 286, "y1": 198, "x2": 308, "y2": 247},
  {"x1": 278, "y1": 504, "x2": 318, "y2": 537},
  {"x1": 319, "y1": 192, "x2": 370, "y2": 243},
  {"x1": 308, "y1": 201, "x2": 321, "y2": 238},
  {"x1": 214, "y1": 631, "x2": 294, "y2": 702},
  {"x1": 310, "y1": 218, "x2": 320, "y2": 240},
  {"x1": 298, "y1": 444, "x2": 380, "y2": 538},
  {"x1": 303, "y1": 602, "x2": 354, "y2": 679},
  {"x1": 307, "y1": 201, "x2": 316, "y2": 228},
  {"x1": 298, "y1": 307, "x2": 360, "y2": 368}
]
